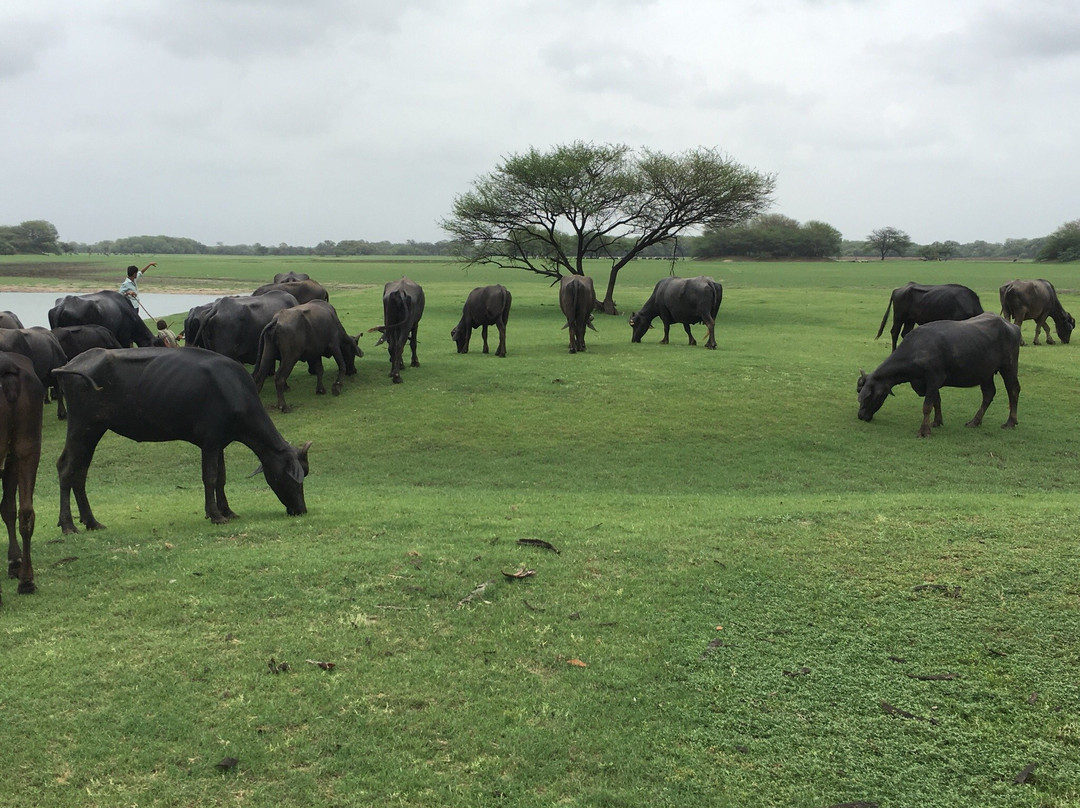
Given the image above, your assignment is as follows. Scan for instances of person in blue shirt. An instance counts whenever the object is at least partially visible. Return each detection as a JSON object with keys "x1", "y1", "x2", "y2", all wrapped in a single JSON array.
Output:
[{"x1": 119, "y1": 262, "x2": 157, "y2": 310}]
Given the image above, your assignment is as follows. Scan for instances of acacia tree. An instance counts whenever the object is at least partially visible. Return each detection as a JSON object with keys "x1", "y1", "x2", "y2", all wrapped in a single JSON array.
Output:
[
  {"x1": 866, "y1": 226, "x2": 911, "y2": 260},
  {"x1": 441, "y1": 142, "x2": 774, "y2": 313}
]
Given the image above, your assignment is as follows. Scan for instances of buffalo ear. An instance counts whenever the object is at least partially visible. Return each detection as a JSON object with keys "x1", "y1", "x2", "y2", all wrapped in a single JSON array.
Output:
[
  {"x1": 296, "y1": 440, "x2": 312, "y2": 477},
  {"x1": 247, "y1": 464, "x2": 264, "y2": 479}
]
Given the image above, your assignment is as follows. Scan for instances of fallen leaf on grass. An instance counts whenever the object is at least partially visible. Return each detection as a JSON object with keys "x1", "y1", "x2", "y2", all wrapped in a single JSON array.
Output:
[
  {"x1": 267, "y1": 657, "x2": 290, "y2": 674},
  {"x1": 906, "y1": 672, "x2": 959, "y2": 681},
  {"x1": 1014, "y1": 762, "x2": 1037, "y2": 785},
  {"x1": 502, "y1": 567, "x2": 536, "y2": 579},
  {"x1": 215, "y1": 757, "x2": 239, "y2": 771},
  {"x1": 880, "y1": 700, "x2": 939, "y2": 725},
  {"x1": 53, "y1": 556, "x2": 79, "y2": 566},
  {"x1": 567, "y1": 658, "x2": 587, "y2": 667},
  {"x1": 517, "y1": 538, "x2": 560, "y2": 554},
  {"x1": 306, "y1": 659, "x2": 336, "y2": 671},
  {"x1": 783, "y1": 667, "x2": 811, "y2": 677}
]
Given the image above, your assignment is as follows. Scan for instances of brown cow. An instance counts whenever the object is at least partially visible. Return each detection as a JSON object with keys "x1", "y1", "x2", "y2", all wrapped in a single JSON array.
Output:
[
  {"x1": 559, "y1": 275, "x2": 597, "y2": 354},
  {"x1": 999, "y1": 279, "x2": 1075, "y2": 345},
  {"x1": 0, "y1": 352, "x2": 45, "y2": 601}
]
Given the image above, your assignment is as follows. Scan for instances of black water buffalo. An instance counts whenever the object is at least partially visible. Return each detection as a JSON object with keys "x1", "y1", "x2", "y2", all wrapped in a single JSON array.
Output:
[
  {"x1": 51, "y1": 325, "x2": 123, "y2": 358},
  {"x1": 1, "y1": 352, "x2": 44, "y2": 601},
  {"x1": 48, "y1": 291, "x2": 159, "y2": 348},
  {"x1": 54, "y1": 348, "x2": 311, "y2": 532},
  {"x1": 999, "y1": 279, "x2": 1075, "y2": 346},
  {"x1": 253, "y1": 279, "x2": 329, "y2": 304},
  {"x1": 559, "y1": 275, "x2": 597, "y2": 354},
  {"x1": 875, "y1": 283, "x2": 984, "y2": 351},
  {"x1": 273, "y1": 271, "x2": 311, "y2": 284},
  {"x1": 182, "y1": 299, "x2": 219, "y2": 346},
  {"x1": 253, "y1": 301, "x2": 362, "y2": 412},
  {"x1": 372, "y1": 277, "x2": 425, "y2": 383},
  {"x1": 187, "y1": 291, "x2": 298, "y2": 365},
  {"x1": 451, "y1": 285, "x2": 511, "y2": 357},
  {"x1": 629, "y1": 276, "x2": 724, "y2": 349},
  {"x1": 858, "y1": 312, "x2": 1021, "y2": 438},
  {"x1": 0, "y1": 328, "x2": 69, "y2": 415},
  {"x1": 0, "y1": 312, "x2": 24, "y2": 329}
]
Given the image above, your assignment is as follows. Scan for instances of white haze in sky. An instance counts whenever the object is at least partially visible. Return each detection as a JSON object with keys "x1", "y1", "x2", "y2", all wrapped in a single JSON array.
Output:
[{"x1": 3, "y1": 0, "x2": 1078, "y2": 246}]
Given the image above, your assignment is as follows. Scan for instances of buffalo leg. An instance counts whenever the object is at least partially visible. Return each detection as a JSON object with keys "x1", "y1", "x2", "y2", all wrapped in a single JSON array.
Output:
[
  {"x1": 918, "y1": 391, "x2": 943, "y2": 437},
  {"x1": 408, "y1": 326, "x2": 420, "y2": 368},
  {"x1": 201, "y1": 446, "x2": 236, "y2": 523},
  {"x1": 966, "y1": 379, "x2": 996, "y2": 428},
  {"x1": 274, "y1": 356, "x2": 300, "y2": 412},
  {"x1": 704, "y1": 317, "x2": 717, "y2": 350},
  {"x1": 14, "y1": 453, "x2": 37, "y2": 594},
  {"x1": 495, "y1": 319, "x2": 507, "y2": 357},
  {"x1": 683, "y1": 323, "x2": 697, "y2": 346},
  {"x1": 57, "y1": 429, "x2": 106, "y2": 533},
  {"x1": 329, "y1": 348, "x2": 346, "y2": 396},
  {"x1": 660, "y1": 323, "x2": 671, "y2": 345},
  {"x1": 388, "y1": 341, "x2": 404, "y2": 383},
  {"x1": 1001, "y1": 368, "x2": 1020, "y2": 429},
  {"x1": 3, "y1": 462, "x2": 20, "y2": 580},
  {"x1": 481, "y1": 324, "x2": 490, "y2": 354},
  {"x1": 1036, "y1": 317, "x2": 1053, "y2": 345}
]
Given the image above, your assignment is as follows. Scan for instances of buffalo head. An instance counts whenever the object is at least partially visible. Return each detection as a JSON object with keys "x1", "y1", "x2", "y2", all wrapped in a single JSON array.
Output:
[
  {"x1": 1055, "y1": 312, "x2": 1075, "y2": 344},
  {"x1": 628, "y1": 312, "x2": 651, "y2": 343},
  {"x1": 257, "y1": 440, "x2": 312, "y2": 516},
  {"x1": 451, "y1": 321, "x2": 469, "y2": 353},
  {"x1": 857, "y1": 370, "x2": 894, "y2": 422}
]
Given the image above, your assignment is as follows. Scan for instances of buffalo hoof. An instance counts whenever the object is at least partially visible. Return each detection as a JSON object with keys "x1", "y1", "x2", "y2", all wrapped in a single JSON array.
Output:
[
  {"x1": 496, "y1": 350, "x2": 506, "y2": 358},
  {"x1": 705, "y1": 343, "x2": 717, "y2": 350},
  {"x1": 60, "y1": 523, "x2": 79, "y2": 535},
  {"x1": 1001, "y1": 420, "x2": 1018, "y2": 430},
  {"x1": 315, "y1": 387, "x2": 326, "y2": 395},
  {"x1": 83, "y1": 519, "x2": 106, "y2": 531},
  {"x1": 18, "y1": 579, "x2": 36, "y2": 595},
  {"x1": 411, "y1": 360, "x2": 420, "y2": 368},
  {"x1": 8, "y1": 560, "x2": 20, "y2": 579},
  {"x1": 392, "y1": 376, "x2": 403, "y2": 384},
  {"x1": 332, "y1": 384, "x2": 342, "y2": 396},
  {"x1": 917, "y1": 426, "x2": 932, "y2": 438}
]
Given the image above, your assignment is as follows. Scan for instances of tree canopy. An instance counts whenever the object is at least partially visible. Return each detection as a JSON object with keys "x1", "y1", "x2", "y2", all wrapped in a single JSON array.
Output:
[
  {"x1": 0, "y1": 220, "x2": 60, "y2": 254},
  {"x1": 865, "y1": 226, "x2": 912, "y2": 260},
  {"x1": 441, "y1": 142, "x2": 775, "y2": 313},
  {"x1": 1036, "y1": 219, "x2": 1080, "y2": 262},
  {"x1": 695, "y1": 214, "x2": 841, "y2": 259}
]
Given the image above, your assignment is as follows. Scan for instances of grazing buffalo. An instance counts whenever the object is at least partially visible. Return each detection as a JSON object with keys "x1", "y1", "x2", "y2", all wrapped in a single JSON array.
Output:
[
  {"x1": 451, "y1": 285, "x2": 511, "y2": 357},
  {"x1": 0, "y1": 312, "x2": 24, "y2": 329},
  {"x1": 858, "y1": 312, "x2": 1021, "y2": 438},
  {"x1": 0, "y1": 352, "x2": 44, "y2": 601},
  {"x1": 875, "y1": 283, "x2": 984, "y2": 351},
  {"x1": 629, "y1": 276, "x2": 724, "y2": 349},
  {"x1": 187, "y1": 291, "x2": 298, "y2": 365},
  {"x1": 253, "y1": 279, "x2": 329, "y2": 304},
  {"x1": 49, "y1": 290, "x2": 159, "y2": 348},
  {"x1": 253, "y1": 301, "x2": 362, "y2": 412},
  {"x1": 54, "y1": 348, "x2": 311, "y2": 532},
  {"x1": 372, "y1": 277, "x2": 425, "y2": 383},
  {"x1": 273, "y1": 271, "x2": 311, "y2": 284},
  {"x1": 999, "y1": 279, "x2": 1075, "y2": 346},
  {"x1": 559, "y1": 275, "x2": 597, "y2": 354},
  {"x1": 51, "y1": 325, "x2": 123, "y2": 359},
  {"x1": 0, "y1": 328, "x2": 69, "y2": 416}
]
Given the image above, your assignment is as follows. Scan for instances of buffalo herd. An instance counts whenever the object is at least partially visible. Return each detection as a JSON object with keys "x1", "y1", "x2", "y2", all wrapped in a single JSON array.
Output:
[{"x1": 0, "y1": 268, "x2": 1074, "y2": 605}]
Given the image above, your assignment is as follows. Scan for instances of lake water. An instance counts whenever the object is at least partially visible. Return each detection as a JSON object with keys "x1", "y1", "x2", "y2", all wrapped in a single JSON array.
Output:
[{"x1": 0, "y1": 292, "x2": 226, "y2": 329}]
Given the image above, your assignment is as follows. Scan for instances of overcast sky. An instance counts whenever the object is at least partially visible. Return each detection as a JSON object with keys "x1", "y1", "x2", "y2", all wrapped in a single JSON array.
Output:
[{"x1": 4, "y1": 0, "x2": 1078, "y2": 247}]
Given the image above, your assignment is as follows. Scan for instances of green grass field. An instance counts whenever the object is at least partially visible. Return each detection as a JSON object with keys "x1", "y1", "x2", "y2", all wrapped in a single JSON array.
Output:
[{"x1": 1, "y1": 255, "x2": 1078, "y2": 807}]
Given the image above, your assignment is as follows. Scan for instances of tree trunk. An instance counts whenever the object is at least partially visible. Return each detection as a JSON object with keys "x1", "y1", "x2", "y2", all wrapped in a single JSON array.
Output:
[{"x1": 600, "y1": 265, "x2": 621, "y2": 314}]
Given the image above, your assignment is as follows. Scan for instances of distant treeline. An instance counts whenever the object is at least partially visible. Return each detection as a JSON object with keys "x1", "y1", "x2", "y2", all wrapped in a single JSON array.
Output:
[{"x1": 5, "y1": 217, "x2": 1078, "y2": 262}]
